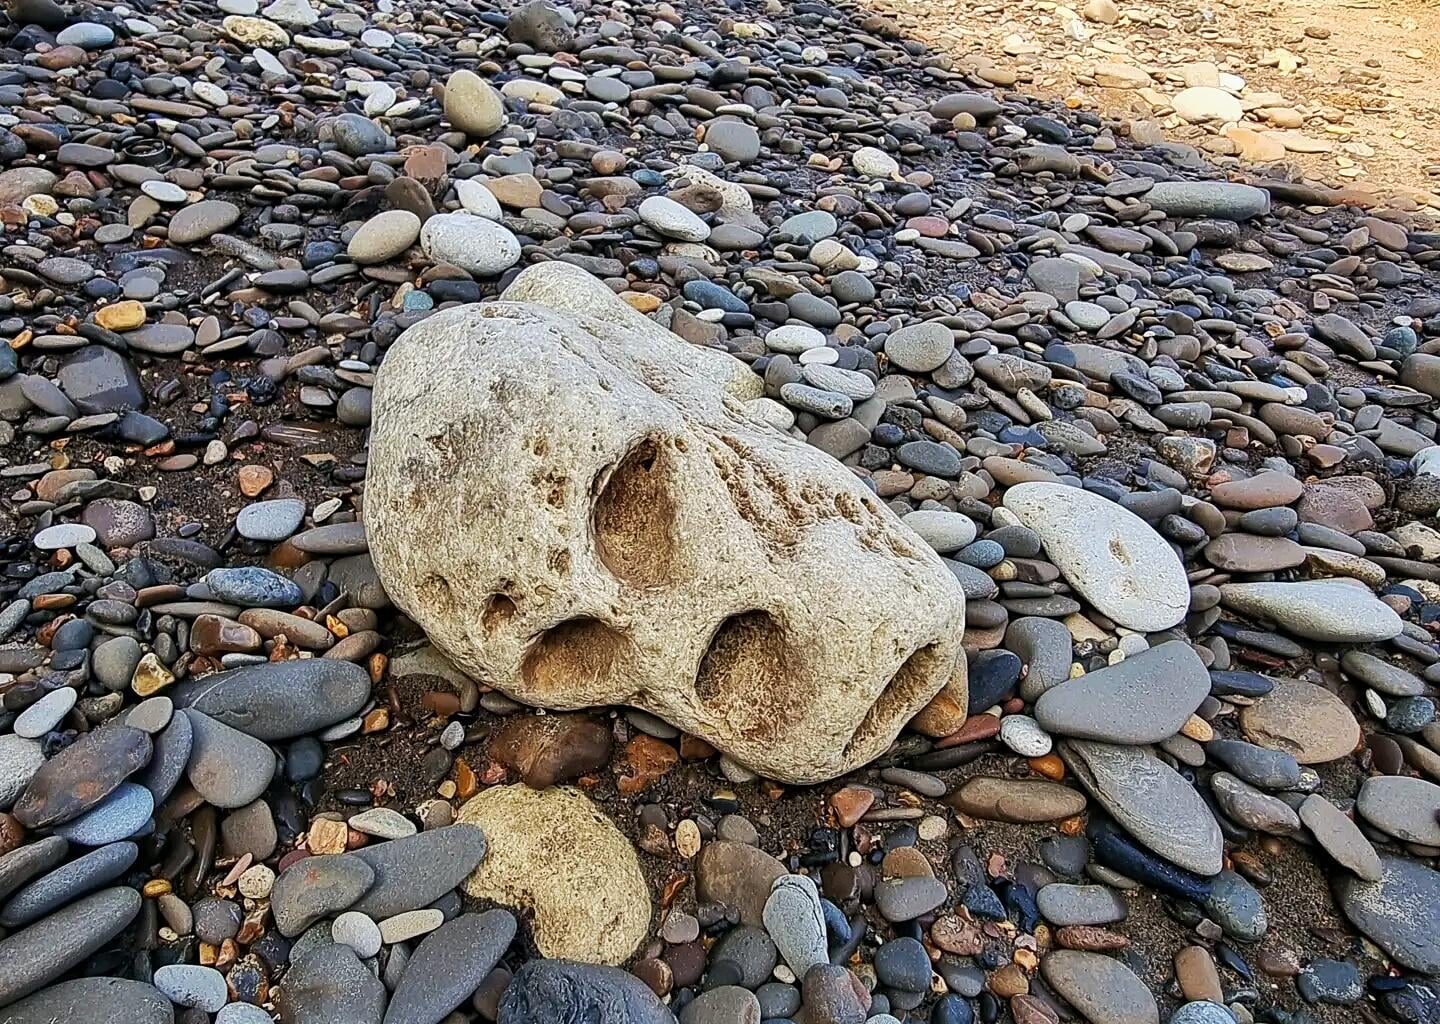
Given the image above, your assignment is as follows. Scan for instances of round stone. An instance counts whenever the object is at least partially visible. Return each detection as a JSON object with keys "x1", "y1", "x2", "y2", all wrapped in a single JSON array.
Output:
[
  {"x1": 444, "y1": 70, "x2": 505, "y2": 136},
  {"x1": 1004, "y1": 482, "x2": 1190, "y2": 631},
  {"x1": 637, "y1": 196, "x2": 710, "y2": 242},
  {"x1": 765, "y1": 324, "x2": 826, "y2": 354},
  {"x1": 458, "y1": 785, "x2": 650, "y2": 966},
  {"x1": 14, "y1": 687, "x2": 77, "y2": 739},
  {"x1": 1240, "y1": 680, "x2": 1361, "y2": 764},
  {"x1": 885, "y1": 322, "x2": 955, "y2": 373},
  {"x1": 154, "y1": 965, "x2": 228, "y2": 1012},
  {"x1": 348, "y1": 210, "x2": 421, "y2": 265},
  {"x1": 419, "y1": 213, "x2": 522, "y2": 276},
  {"x1": 332, "y1": 911, "x2": 383, "y2": 957},
  {"x1": 853, "y1": 146, "x2": 899, "y2": 178}
]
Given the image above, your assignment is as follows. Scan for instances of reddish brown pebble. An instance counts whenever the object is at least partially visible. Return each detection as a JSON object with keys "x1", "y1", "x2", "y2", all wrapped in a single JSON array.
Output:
[
  {"x1": 631, "y1": 957, "x2": 673, "y2": 998},
  {"x1": 1012, "y1": 994, "x2": 1060, "y2": 1024},
  {"x1": 830, "y1": 785, "x2": 876, "y2": 827},
  {"x1": 931, "y1": 915, "x2": 983, "y2": 956},
  {"x1": 942, "y1": 715, "x2": 1001, "y2": 746},
  {"x1": 1055, "y1": 926, "x2": 1130, "y2": 952},
  {"x1": 489, "y1": 713, "x2": 612, "y2": 789},
  {"x1": 988, "y1": 963, "x2": 1030, "y2": 998}
]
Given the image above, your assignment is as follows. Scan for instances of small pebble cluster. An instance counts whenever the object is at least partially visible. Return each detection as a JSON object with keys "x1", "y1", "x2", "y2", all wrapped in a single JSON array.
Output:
[{"x1": 0, "y1": 0, "x2": 1439, "y2": 1022}]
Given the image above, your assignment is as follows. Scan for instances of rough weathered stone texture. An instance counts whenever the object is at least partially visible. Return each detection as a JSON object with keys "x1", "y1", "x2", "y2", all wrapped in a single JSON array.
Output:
[{"x1": 366, "y1": 266, "x2": 967, "y2": 783}]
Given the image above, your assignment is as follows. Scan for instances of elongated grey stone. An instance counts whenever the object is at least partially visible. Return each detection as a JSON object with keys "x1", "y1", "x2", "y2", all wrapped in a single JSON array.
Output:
[
  {"x1": 0, "y1": 886, "x2": 141, "y2": 1007},
  {"x1": 349, "y1": 824, "x2": 487, "y2": 918},
  {"x1": 1061, "y1": 740, "x2": 1223, "y2": 876},
  {"x1": 171, "y1": 660, "x2": 371, "y2": 740}
]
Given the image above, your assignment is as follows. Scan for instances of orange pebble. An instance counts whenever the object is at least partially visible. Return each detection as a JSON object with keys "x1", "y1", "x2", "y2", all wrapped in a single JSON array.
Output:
[{"x1": 1028, "y1": 753, "x2": 1065, "y2": 780}]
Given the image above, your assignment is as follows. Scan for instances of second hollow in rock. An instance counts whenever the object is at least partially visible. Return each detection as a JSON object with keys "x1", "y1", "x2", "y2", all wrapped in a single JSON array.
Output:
[{"x1": 365, "y1": 265, "x2": 968, "y2": 783}]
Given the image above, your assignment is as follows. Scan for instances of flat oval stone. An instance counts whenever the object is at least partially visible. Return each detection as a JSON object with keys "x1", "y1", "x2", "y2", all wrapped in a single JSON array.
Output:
[
  {"x1": 381, "y1": 910, "x2": 517, "y2": 1024},
  {"x1": 695, "y1": 840, "x2": 786, "y2": 927},
  {"x1": 271, "y1": 852, "x2": 376, "y2": 937},
  {"x1": 154, "y1": 964, "x2": 227, "y2": 1012},
  {"x1": 1340, "y1": 651, "x2": 1425, "y2": 697},
  {"x1": 137, "y1": 708, "x2": 193, "y2": 805},
  {"x1": 350, "y1": 824, "x2": 487, "y2": 919},
  {"x1": 1209, "y1": 472, "x2": 1304, "y2": 510},
  {"x1": 1298, "y1": 794, "x2": 1382, "y2": 882},
  {"x1": 170, "y1": 660, "x2": 371, "y2": 740},
  {"x1": 1035, "y1": 641, "x2": 1208, "y2": 744},
  {"x1": 1205, "y1": 739, "x2": 1300, "y2": 790},
  {"x1": 183, "y1": 710, "x2": 276, "y2": 809},
  {"x1": 1041, "y1": 950, "x2": 1158, "y2": 1024},
  {"x1": 1356, "y1": 775, "x2": 1440, "y2": 846},
  {"x1": 51, "y1": 783, "x2": 153, "y2": 846},
  {"x1": 1061, "y1": 740, "x2": 1223, "y2": 876},
  {"x1": 236, "y1": 498, "x2": 307, "y2": 542},
  {"x1": 0, "y1": 836, "x2": 69, "y2": 903},
  {"x1": 1219, "y1": 580, "x2": 1403, "y2": 643},
  {"x1": 1334, "y1": 857, "x2": 1440, "y2": 975},
  {"x1": 13, "y1": 725, "x2": 152, "y2": 829},
  {"x1": 1203, "y1": 534, "x2": 1306, "y2": 572},
  {"x1": 945, "y1": 777, "x2": 1087, "y2": 823},
  {"x1": 204, "y1": 566, "x2": 302, "y2": 608},
  {"x1": 14, "y1": 686, "x2": 78, "y2": 738},
  {"x1": 0, "y1": 734, "x2": 45, "y2": 808},
  {"x1": 1036, "y1": 883, "x2": 1127, "y2": 927},
  {"x1": 1003, "y1": 482, "x2": 1189, "y2": 631},
  {"x1": 0, "y1": 842, "x2": 139, "y2": 927},
  {"x1": 1239, "y1": 680, "x2": 1360, "y2": 764},
  {"x1": 33, "y1": 524, "x2": 97, "y2": 551},
  {"x1": 275, "y1": 943, "x2": 386, "y2": 1024}
]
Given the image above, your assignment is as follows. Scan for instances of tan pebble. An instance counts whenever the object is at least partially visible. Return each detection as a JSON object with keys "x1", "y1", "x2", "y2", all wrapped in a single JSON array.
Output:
[
  {"x1": 307, "y1": 816, "x2": 350, "y2": 855},
  {"x1": 238, "y1": 864, "x2": 276, "y2": 900},
  {"x1": 238, "y1": 465, "x2": 274, "y2": 497},
  {"x1": 131, "y1": 652, "x2": 175, "y2": 697},
  {"x1": 1181, "y1": 714, "x2": 1214, "y2": 742},
  {"x1": 379, "y1": 908, "x2": 444, "y2": 944},
  {"x1": 917, "y1": 814, "x2": 948, "y2": 841},
  {"x1": 675, "y1": 819, "x2": 702, "y2": 858},
  {"x1": 94, "y1": 300, "x2": 146, "y2": 332}
]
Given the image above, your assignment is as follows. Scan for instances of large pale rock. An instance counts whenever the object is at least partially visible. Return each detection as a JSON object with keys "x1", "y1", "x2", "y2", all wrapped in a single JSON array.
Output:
[
  {"x1": 458, "y1": 785, "x2": 649, "y2": 965},
  {"x1": 500, "y1": 262, "x2": 761, "y2": 400},
  {"x1": 1002, "y1": 482, "x2": 1189, "y2": 631},
  {"x1": 366, "y1": 265, "x2": 967, "y2": 783}
]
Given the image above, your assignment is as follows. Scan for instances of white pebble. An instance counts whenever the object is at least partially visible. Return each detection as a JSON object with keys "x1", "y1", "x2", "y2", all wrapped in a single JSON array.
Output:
[
  {"x1": 14, "y1": 687, "x2": 77, "y2": 739},
  {"x1": 999, "y1": 714, "x2": 1052, "y2": 757},
  {"x1": 333, "y1": 911, "x2": 383, "y2": 957}
]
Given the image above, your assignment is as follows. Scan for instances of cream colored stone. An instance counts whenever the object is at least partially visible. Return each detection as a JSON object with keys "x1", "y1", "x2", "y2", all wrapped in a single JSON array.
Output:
[
  {"x1": 458, "y1": 785, "x2": 649, "y2": 965},
  {"x1": 367, "y1": 263, "x2": 966, "y2": 782}
]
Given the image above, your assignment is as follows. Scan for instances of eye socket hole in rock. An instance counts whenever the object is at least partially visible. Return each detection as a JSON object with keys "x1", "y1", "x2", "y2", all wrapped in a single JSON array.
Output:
[
  {"x1": 482, "y1": 593, "x2": 517, "y2": 631},
  {"x1": 592, "y1": 436, "x2": 682, "y2": 588},
  {"x1": 521, "y1": 617, "x2": 634, "y2": 702},
  {"x1": 694, "y1": 610, "x2": 810, "y2": 742},
  {"x1": 844, "y1": 642, "x2": 949, "y2": 759}
]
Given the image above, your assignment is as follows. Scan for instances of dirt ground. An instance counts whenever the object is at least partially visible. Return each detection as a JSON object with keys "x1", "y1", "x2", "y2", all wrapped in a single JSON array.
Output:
[{"x1": 870, "y1": 0, "x2": 1440, "y2": 211}]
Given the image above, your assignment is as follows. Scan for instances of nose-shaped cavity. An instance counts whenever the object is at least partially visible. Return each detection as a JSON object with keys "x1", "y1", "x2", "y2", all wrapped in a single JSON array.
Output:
[
  {"x1": 592, "y1": 436, "x2": 683, "y2": 588},
  {"x1": 696, "y1": 610, "x2": 813, "y2": 742},
  {"x1": 844, "y1": 642, "x2": 951, "y2": 759},
  {"x1": 522, "y1": 617, "x2": 636, "y2": 703}
]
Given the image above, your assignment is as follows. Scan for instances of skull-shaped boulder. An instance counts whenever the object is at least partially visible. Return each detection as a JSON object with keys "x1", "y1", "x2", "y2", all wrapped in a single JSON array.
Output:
[{"x1": 366, "y1": 265, "x2": 966, "y2": 783}]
